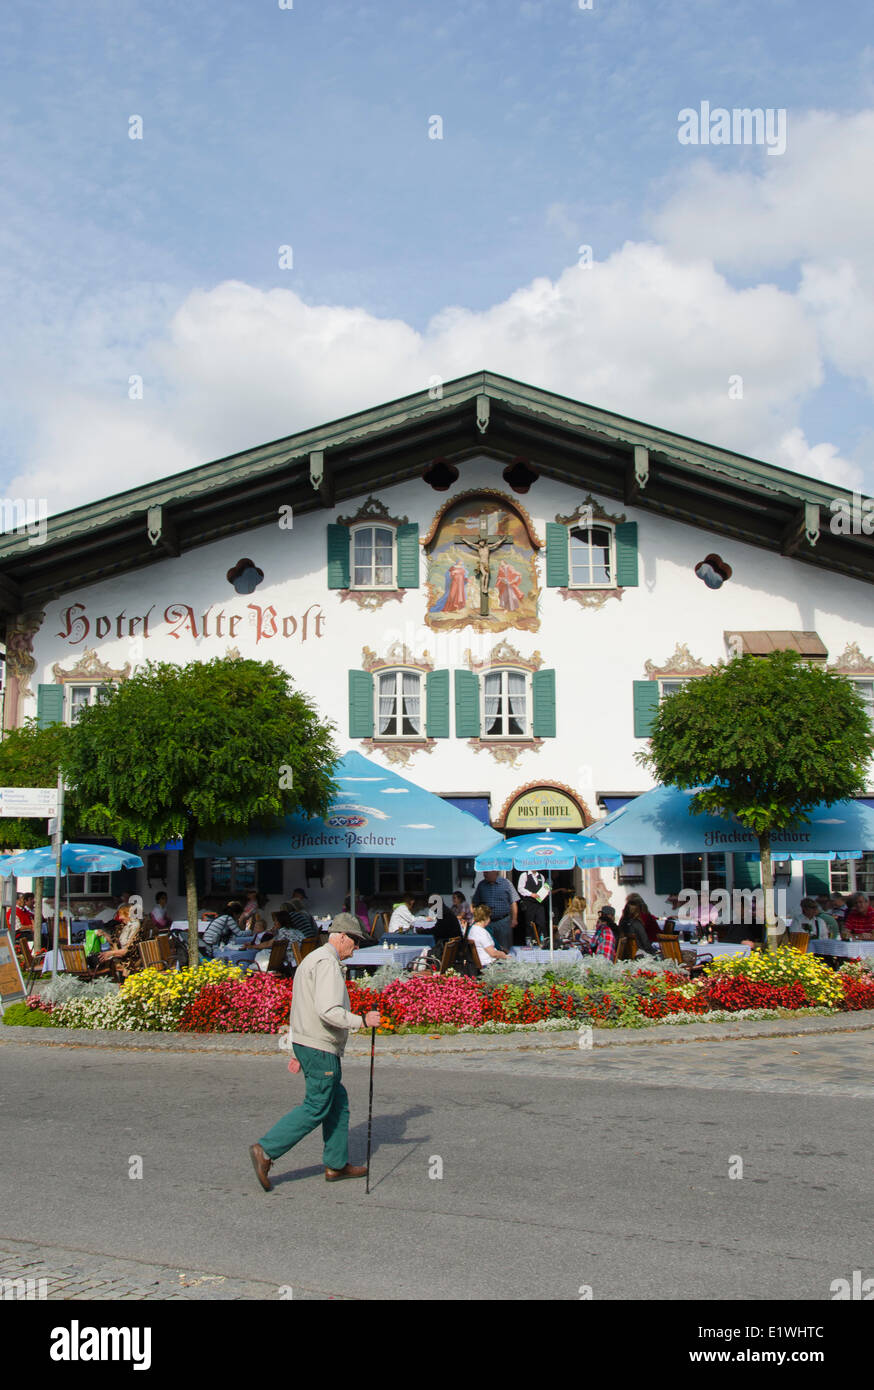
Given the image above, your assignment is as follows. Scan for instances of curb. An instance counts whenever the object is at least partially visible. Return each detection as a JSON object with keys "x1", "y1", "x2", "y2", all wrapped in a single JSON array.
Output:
[{"x1": 2, "y1": 1010, "x2": 874, "y2": 1055}]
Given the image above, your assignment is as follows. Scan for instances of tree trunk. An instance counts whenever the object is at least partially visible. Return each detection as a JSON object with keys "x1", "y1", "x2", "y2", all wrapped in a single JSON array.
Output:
[
  {"x1": 182, "y1": 830, "x2": 199, "y2": 969},
  {"x1": 759, "y1": 832, "x2": 780, "y2": 953}
]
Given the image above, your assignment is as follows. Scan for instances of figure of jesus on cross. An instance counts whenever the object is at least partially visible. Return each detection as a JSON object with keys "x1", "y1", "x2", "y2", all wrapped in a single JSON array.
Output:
[{"x1": 459, "y1": 517, "x2": 509, "y2": 616}]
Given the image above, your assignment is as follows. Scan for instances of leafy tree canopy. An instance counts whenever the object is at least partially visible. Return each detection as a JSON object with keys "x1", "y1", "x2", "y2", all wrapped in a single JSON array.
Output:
[
  {"x1": 638, "y1": 650, "x2": 874, "y2": 835},
  {"x1": 0, "y1": 719, "x2": 79, "y2": 850},
  {"x1": 60, "y1": 657, "x2": 339, "y2": 846}
]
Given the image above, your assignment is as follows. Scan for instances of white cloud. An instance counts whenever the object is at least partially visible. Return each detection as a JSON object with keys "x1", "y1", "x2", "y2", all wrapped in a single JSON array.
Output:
[{"x1": 11, "y1": 110, "x2": 874, "y2": 512}]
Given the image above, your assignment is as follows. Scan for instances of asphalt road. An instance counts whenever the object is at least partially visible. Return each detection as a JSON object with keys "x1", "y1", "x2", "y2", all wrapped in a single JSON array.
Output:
[{"x1": 2, "y1": 1032, "x2": 872, "y2": 1300}]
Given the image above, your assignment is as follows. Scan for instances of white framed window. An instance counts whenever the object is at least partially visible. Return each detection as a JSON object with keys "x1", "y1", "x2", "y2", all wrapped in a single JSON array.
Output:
[
  {"x1": 376, "y1": 669, "x2": 423, "y2": 738},
  {"x1": 208, "y1": 857, "x2": 258, "y2": 895},
  {"x1": 351, "y1": 525, "x2": 395, "y2": 589},
  {"x1": 375, "y1": 858, "x2": 426, "y2": 895},
  {"x1": 66, "y1": 683, "x2": 113, "y2": 725},
  {"x1": 847, "y1": 678, "x2": 874, "y2": 727},
  {"x1": 569, "y1": 524, "x2": 614, "y2": 587},
  {"x1": 482, "y1": 668, "x2": 528, "y2": 739},
  {"x1": 64, "y1": 873, "x2": 112, "y2": 895},
  {"x1": 829, "y1": 854, "x2": 874, "y2": 895},
  {"x1": 659, "y1": 678, "x2": 693, "y2": 701}
]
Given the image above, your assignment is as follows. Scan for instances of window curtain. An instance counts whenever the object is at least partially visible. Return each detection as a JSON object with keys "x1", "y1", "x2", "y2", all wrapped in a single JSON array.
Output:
[
  {"x1": 507, "y1": 672, "x2": 526, "y2": 733},
  {"x1": 378, "y1": 673, "x2": 395, "y2": 734},
  {"x1": 374, "y1": 527, "x2": 393, "y2": 586},
  {"x1": 401, "y1": 671, "x2": 421, "y2": 734},
  {"x1": 354, "y1": 528, "x2": 373, "y2": 586},
  {"x1": 484, "y1": 674, "x2": 501, "y2": 733}
]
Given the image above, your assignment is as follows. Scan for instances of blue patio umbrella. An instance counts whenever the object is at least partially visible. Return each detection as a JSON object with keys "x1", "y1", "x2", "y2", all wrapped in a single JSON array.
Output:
[
  {"x1": 475, "y1": 831, "x2": 622, "y2": 963},
  {"x1": 583, "y1": 784, "x2": 873, "y2": 860},
  {"x1": 196, "y1": 751, "x2": 505, "y2": 925}
]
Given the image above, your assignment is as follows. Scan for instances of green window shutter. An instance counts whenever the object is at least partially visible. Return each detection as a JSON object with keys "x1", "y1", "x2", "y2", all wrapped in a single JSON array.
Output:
[
  {"x1": 348, "y1": 670, "x2": 374, "y2": 738},
  {"x1": 633, "y1": 680, "x2": 659, "y2": 737},
  {"x1": 177, "y1": 855, "x2": 206, "y2": 898},
  {"x1": 257, "y1": 859, "x2": 285, "y2": 895},
  {"x1": 356, "y1": 859, "x2": 375, "y2": 895},
  {"x1": 532, "y1": 669, "x2": 557, "y2": 737},
  {"x1": 804, "y1": 860, "x2": 831, "y2": 897},
  {"x1": 426, "y1": 858, "x2": 453, "y2": 896},
  {"x1": 326, "y1": 524, "x2": 350, "y2": 589},
  {"x1": 454, "y1": 671, "x2": 480, "y2": 738},
  {"x1": 37, "y1": 684, "x2": 65, "y2": 728},
  {"x1": 426, "y1": 670, "x2": 450, "y2": 738},
  {"x1": 653, "y1": 854, "x2": 683, "y2": 896},
  {"x1": 545, "y1": 523, "x2": 570, "y2": 587},
  {"x1": 395, "y1": 524, "x2": 420, "y2": 589},
  {"x1": 733, "y1": 853, "x2": 762, "y2": 889},
  {"x1": 615, "y1": 522, "x2": 639, "y2": 587}
]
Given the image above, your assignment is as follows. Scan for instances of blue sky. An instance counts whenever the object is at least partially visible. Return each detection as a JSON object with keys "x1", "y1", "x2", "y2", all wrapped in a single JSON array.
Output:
[{"x1": 2, "y1": 0, "x2": 873, "y2": 510}]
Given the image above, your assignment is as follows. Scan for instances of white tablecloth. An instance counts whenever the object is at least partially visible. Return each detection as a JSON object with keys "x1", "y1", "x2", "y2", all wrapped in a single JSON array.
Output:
[
  {"x1": 690, "y1": 942, "x2": 750, "y2": 959},
  {"x1": 511, "y1": 947, "x2": 583, "y2": 964},
  {"x1": 810, "y1": 939, "x2": 874, "y2": 958},
  {"x1": 171, "y1": 920, "x2": 211, "y2": 935},
  {"x1": 347, "y1": 946, "x2": 424, "y2": 970}
]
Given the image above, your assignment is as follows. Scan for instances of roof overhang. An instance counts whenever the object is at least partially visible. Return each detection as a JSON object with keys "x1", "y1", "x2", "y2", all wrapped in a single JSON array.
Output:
[{"x1": 1, "y1": 369, "x2": 872, "y2": 618}]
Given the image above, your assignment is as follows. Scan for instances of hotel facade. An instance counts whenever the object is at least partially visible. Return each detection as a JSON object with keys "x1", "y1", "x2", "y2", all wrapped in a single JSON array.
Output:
[{"x1": 2, "y1": 371, "x2": 873, "y2": 922}]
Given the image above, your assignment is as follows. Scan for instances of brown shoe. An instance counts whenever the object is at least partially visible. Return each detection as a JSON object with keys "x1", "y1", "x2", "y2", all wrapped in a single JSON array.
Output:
[
  {"x1": 249, "y1": 1143, "x2": 274, "y2": 1192},
  {"x1": 325, "y1": 1163, "x2": 367, "y2": 1182}
]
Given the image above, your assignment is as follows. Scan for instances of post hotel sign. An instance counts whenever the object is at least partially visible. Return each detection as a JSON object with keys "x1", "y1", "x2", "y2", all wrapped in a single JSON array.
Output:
[{"x1": 504, "y1": 788, "x2": 584, "y2": 831}]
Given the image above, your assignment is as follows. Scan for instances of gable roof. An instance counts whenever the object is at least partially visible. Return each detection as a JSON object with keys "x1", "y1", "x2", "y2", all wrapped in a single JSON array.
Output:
[{"x1": 0, "y1": 369, "x2": 871, "y2": 617}]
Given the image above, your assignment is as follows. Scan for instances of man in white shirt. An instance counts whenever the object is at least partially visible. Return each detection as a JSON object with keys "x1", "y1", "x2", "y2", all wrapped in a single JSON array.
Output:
[
  {"x1": 388, "y1": 893, "x2": 416, "y2": 933},
  {"x1": 517, "y1": 869, "x2": 547, "y2": 944}
]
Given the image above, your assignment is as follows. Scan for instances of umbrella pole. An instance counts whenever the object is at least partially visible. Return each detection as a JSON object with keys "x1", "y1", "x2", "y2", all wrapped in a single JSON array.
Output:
[
  {"x1": 350, "y1": 855, "x2": 356, "y2": 924},
  {"x1": 51, "y1": 774, "x2": 64, "y2": 975},
  {"x1": 549, "y1": 869, "x2": 554, "y2": 966}
]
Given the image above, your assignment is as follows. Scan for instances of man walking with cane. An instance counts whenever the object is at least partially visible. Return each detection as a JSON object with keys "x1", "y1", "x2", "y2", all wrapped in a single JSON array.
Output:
[{"x1": 249, "y1": 914, "x2": 381, "y2": 1191}]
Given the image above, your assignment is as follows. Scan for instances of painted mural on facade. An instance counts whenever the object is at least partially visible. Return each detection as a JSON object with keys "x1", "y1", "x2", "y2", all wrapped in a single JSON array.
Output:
[{"x1": 424, "y1": 494, "x2": 540, "y2": 633}]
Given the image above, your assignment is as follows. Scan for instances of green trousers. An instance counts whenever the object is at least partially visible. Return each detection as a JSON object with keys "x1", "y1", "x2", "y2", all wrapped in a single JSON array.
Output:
[{"x1": 259, "y1": 1043, "x2": 350, "y2": 1170}]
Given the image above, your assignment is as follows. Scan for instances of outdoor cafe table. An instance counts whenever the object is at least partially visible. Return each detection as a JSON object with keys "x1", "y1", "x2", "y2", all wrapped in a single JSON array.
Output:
[
  {"x1": 688, "y1": 942, "x2": 750, "y2": 960},
  {"x1": 511, "y1": 947, "x2": 583, "y2": 964},
  {"x1": 380, "y1": 932, "x2": 435, "y2": 949},
  {"x1": 810, "y1": 939, "x2": 874, "y2": 958},
  {"x1": 346, "y1": 945, "x2": 424, "y2": 976}
]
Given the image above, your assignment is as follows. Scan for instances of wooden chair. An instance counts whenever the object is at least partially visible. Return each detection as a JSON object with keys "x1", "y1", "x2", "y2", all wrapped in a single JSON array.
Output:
[
  {"x1": 138, "y1": 937, "x2": 170, "y2": 972},
  {"x1": 264, "y1": 939, "x2": 289, "y2": 975},
  {"x1": 788, "y1": 932, "x2": 810, "y2": 954},
  {"x1": 438, "y1": 937, "x2": 460, "y2": 973},
  {"x1": 370, "y1": 911, "x2": 390, "y2": 940},
  {"x1": 616, "y1": 935, "x2": 638, "y2": 961},
  {"x1": 60, "y1": 944, "x2": 113, "y2": 982},
  {"x1": 299, "y1": 938, "x2": 320, "y2": 960},
  {"x1": 657, "y1": 933, "x2": 684, "y2": 963},
  {"x1": 463, "y1": 935, "x2": 482, "y2": 976}
]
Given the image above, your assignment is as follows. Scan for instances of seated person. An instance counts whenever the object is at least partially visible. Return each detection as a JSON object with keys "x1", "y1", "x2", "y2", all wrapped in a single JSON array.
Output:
[
  {"x1": 150, "y1": 891, "x2": 171, "y2": 929},
  {"x1": 388, "y1": 893, "x2": 416, "y2": 934},
  {"x1": 794, "y1": 897, "x2": 835, "y2": 939},
  {"x1": 814, "y1": 897, "x2": 841, "y2": 937},
  {"x1": 427, "y1": 894, "x2": 462, "y2": 948},
  {"x1": 96, "y1": 906, "x2": 143, "y2": 977},
  {"x1": 557, "y1": 895, "x2": 588, "y2": 945},
  {"x1": 616, "y1": 900, "x2": 657, "y2": 956},
  {"x1": 343, "y1": 894, "x2": 372, "y2": 933},
  {"x1": 452, "y1": 890, "x2": 473, "y2": 928},
  {"x1": 201, "y1": 901, "x2": 247, "y2": 956},
  {"x1": 589, "y1": 905, "x2": 617, "y2": 962},
  {"x1": 266, "y1": 909, "x2": 307, "y2": 968},
  {"x1": 843, "y1": 892, "x2": 874, "y2": 937},
  {"x1": 466, "y1": 905, "x2": 509, "y2": 969}
]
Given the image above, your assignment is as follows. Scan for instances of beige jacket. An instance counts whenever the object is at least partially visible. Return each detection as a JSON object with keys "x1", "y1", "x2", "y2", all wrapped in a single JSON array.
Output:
[{"x1": 288, "y1": 943, "x2": 364, "y2": 1055}]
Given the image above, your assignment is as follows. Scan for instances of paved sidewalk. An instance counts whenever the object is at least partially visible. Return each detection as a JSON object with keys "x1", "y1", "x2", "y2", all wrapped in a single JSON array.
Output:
[
  {"x1": 0, "y1": 1236, "x2": 334, "y2": 1300},
  {"x1": 2, "y1": 1009, "x2": 874, "y2": 1055}
]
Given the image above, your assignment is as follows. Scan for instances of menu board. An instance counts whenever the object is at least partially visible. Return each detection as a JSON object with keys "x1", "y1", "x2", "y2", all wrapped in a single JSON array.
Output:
[{"x1": 0, "y1": 930, "x2": 26, "y2": 1012}]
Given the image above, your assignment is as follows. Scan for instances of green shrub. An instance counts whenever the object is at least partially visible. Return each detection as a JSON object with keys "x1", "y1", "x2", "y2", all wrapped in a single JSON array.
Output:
[{"x1": 2, "y1": 1002, "x2": 55, "y2": 1027}]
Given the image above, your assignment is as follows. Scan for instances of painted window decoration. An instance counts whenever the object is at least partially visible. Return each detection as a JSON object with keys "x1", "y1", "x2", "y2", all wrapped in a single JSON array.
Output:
[
  {"x1": 634, "y1": 646, "x2": 715, "y2": 737},
  {"x1": 569, "y1": 525, "x2": 614, "y2": 587},
  {"x1": 483, "y1": 669, "x2": 528, "y2": 738},
  {"x1": 353, "y1": 526, "x2": 395, "y2": 589},
  {"x1": 377, "y1": 669, "x2": 423, "y2": 738}
]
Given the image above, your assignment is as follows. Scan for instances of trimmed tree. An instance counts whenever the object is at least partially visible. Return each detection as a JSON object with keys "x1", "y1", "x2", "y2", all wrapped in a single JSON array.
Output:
[
  {"x1": 637, "y1": 650, "x2": 874, "y2": 950},
  {"x1": 0, "y1": 719, "x2": 80, "y2": 931},
  {"x1": 61, "y1": 657, "x2": 339, "y2": 966}
]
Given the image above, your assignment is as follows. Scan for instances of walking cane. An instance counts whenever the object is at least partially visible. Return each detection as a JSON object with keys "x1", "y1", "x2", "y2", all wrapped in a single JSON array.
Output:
[{"x1": 365, "y1": 1026, "x2": 376, "y2": 1194}]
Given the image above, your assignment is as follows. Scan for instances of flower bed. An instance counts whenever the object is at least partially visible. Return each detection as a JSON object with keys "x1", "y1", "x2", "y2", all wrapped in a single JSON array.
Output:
[{"x1": 2, "y1": 949, "x2": 872, "y2": 1035}]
